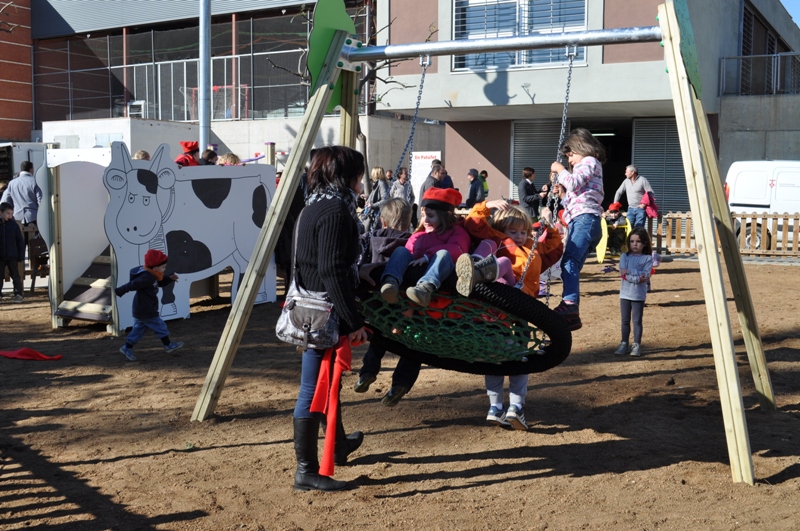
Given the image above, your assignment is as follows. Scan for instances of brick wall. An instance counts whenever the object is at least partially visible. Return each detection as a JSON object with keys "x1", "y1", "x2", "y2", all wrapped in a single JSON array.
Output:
[{"x1": 0, "y1": 0, "x2": 32, "y2": 141}]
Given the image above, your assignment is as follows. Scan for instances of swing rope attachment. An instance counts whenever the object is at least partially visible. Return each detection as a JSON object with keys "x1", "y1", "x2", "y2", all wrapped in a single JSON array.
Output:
[{"x1": 394, "y1": 55, "x2": 430, "y2": 183}]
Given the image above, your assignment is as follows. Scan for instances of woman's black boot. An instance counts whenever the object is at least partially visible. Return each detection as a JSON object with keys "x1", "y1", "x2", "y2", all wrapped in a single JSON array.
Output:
[{"x1": 293, "y1": 417, "x2": 347, "y2": 492}]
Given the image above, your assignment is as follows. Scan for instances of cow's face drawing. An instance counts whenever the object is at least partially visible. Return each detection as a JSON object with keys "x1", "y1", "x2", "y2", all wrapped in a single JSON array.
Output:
[{"x1": 105, "y1": 145, "x2": 175, "y2": 245}]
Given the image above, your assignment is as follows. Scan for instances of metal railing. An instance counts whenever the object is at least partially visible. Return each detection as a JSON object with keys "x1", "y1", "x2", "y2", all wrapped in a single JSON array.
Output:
[{"x1": 720, "y1": 51, "x2": 800, "y2": 96}]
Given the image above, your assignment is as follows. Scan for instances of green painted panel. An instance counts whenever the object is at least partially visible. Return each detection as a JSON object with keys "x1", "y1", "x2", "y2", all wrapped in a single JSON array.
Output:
[
  {"x1": 307, "y1": 0, "x2": 356, "y2": 112},
  {"x1": 673, "y1": 0, "x2": 702, "y2": 98}
]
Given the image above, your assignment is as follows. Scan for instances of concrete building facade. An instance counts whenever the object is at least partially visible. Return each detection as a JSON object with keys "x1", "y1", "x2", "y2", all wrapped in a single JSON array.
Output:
[{"x1": 375, "y1": 0, "x2": 800, "y2": 211}]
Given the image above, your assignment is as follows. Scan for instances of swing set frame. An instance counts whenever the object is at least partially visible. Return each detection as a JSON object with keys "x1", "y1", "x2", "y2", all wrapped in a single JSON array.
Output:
[{"x1": 189, "y1": 0, "x2": 773, "y2": 486}]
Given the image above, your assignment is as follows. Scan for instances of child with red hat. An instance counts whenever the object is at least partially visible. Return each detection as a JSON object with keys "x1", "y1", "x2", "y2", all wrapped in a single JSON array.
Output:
[
  {"x1": 114, "y1": 249, "x2": 183, "y2": 361},
  {"x1": 603, "y1": 201, "x2": 628, "y2": 255},
  {"x1": 174, "y1": 141, "x2": 200, "y2": 167}
]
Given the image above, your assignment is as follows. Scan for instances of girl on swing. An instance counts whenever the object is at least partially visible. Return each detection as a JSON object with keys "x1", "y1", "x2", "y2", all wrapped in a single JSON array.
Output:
[
  {"x1": 549, "y1": 128, "x2": 606, "y2": 331},
  {"x1": 455, "y1": 200, "x2": 563, "y2": 429}
]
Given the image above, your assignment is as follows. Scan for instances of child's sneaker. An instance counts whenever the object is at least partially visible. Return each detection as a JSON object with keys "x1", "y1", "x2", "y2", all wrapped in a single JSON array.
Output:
[
  {"x1": 381, "y1": 386, "x2": 408, "y2": 407},
  {"x1": 456, "y1": 254, "x2": 498, "y2": 297},
  {"x1": 354, "y1": 373, "x2": 376, "y2": 393},
  {"x1": 164, "y1": 341, "x2": 184, "y2": 352},
  {"x1": 505, "y1": 404, "x2": 528, "y2": 431},
  {"x1": 629, "y1": 343, "x2": 642, "y2": 357},
  {"x1": 406, "y1": 282, "x2": 435, "y2": 307},
  {"x1": 614, "y1": 341, "x2": 629, "y2": 355},
  {"x1": 380, "y1": 278, "x2": 400, "y2": 304},
  {"x1": 13, "y1": 294, "x2": 23, "y2": 303},
  {"x1": 486, "y1": 406, "x2": 509, "y2": 426},
  {"x1": 553, "y1": 301, "x2": 582, "y2": 331},
  {"x1": 119, "y1": 345, "x2": 136, "y2": 361}
]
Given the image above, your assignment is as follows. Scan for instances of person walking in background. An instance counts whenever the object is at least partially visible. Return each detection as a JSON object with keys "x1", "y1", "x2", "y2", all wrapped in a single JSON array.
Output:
[
  {"x1": 613, "y1": 165, "x2": 653, "y2": 228},
  {"x1": 480, "y1": 170, "x2": 489, "y2": 197},
  {"x1": 517, "y1": 167, "x2": 540, "y2": 220},
  {"x1": 420, "y1": 163, "x2": 446, "y2": 199},
  {"x1": 114, "y1": 249, "x2": 184, "y2": 361},
  {"x1": 0, "y1": 202, "x2": 25, "y2": 303},
  {"x1": 465, "y1": 168, "x2": 486, "y2": 209},
  {"x1": 1, "y1": 161, "x2": 42, "y2": 226}
]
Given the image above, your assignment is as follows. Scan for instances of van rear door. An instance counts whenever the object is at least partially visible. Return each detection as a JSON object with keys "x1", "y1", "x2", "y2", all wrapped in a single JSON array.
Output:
[{"x1": 728, "y1": 167, "x2": 771, "y2": 210}]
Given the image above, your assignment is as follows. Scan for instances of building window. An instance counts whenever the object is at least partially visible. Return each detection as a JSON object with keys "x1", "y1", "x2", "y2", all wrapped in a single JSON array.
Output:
[{"x1": 453, "y1": 0, "x2": 586, "y2": 71}]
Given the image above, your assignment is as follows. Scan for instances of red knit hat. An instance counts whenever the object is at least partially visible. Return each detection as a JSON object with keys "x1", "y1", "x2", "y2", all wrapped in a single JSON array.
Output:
[
  {"x1": 144, "y1": 249, "x2": 168, "y2": 268},
  {"x1": 179, "y1": 141, "x2": 200, "y2": 154},
  {"x1": 609, "y1": 202, "x2": 623, "y2": 212},
  {"x1": 421, "y1": 187, "x2": 462, "y2": 211}
]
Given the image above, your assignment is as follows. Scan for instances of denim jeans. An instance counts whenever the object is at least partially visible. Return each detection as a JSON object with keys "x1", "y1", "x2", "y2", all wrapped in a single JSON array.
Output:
[
  {"x1": 360, "y1": 343, "x2": 421, "y2": 389},
  {"x1": 294, "y1": 348, "x2": 328, "y2": 418},
  {"x1": 562, "y1": 213, "x2": 602, "y2": 305},
  {"x1": 126, "y1": 316, "x2": 170, "y2": 344},
  {"x1": 0, "y1": 259, "x2": 23, "y2": 296},
  {"x1": 485, "y1": 374, "x2": 529, "y2": 407},
  {"x1": 627, "y1": 207, "x2": 647, "y2": 228},
  {"x1": 382, "y1": 247, "x2": 455, "y2": 290}
]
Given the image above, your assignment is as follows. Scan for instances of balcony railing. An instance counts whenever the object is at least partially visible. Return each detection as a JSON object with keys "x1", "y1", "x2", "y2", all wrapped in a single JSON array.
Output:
[{"x1": 720, "y1": 51, "x2": 800, "y2": 96}]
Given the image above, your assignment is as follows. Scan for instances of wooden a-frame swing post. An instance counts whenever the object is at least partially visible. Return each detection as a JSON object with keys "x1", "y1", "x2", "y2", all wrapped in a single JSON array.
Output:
[
  {"x1": 191, "y1": 0, "x2": 773, "y2": 485},
  {"x1": 191, "y1": 30, "x2": 353, "y2": 422}
]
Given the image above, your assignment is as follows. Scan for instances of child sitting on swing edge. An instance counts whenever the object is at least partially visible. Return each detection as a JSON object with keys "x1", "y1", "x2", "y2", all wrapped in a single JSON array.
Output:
[
  {"x1": 549, "y1": 127, "x2": 606, "y2": 331},
  {"x1": 455, "y1": 199, "x2": 563, "y2": 429}
]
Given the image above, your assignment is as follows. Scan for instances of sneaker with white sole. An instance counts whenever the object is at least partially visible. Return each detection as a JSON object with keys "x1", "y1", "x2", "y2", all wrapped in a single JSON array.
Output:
[
  {"x1": 629, "y1": 343, "x2": 642, "y2": 357},
  {"x1": 380, "y1": 277, "x2": 400, "y2": 304},
  {"x1": 486, "y1": 406, "x2": 509, "y2": 427},
  {"x1": 505, "y1": 404, "x2": 528, "y2": 431},
  {"x1": 119, "y1": 345, "x2": 136, "y2": 361},
  {"x1": 164, "y1": 341, "x2": 184, "y2": 353},
  {"x1": 614, "y1": 341, "x2": 629, "y2": 355},
  {"x1": 13, "y1": 294, "x2": 23, "y2": 303},
  {"x1": 553, "y1": 301, "x2": 582, "y2": 331}
]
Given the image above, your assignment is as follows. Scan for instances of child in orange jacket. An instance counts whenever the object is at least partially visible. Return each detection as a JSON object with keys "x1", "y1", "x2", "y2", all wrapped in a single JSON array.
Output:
[{"x1": 456, "y1": 199, "x2": 562, "y2": 298}]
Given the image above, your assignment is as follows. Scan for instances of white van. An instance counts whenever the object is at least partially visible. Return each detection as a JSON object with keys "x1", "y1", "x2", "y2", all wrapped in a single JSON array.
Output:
[{"x1": 725, "y1": 160, "x2": 800, "y2": 249}]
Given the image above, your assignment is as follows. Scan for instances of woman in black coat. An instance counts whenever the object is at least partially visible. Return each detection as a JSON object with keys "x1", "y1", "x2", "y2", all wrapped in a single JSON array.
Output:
[{"x1": 291, "y1": 146, "x2": 369, "y2": 492}]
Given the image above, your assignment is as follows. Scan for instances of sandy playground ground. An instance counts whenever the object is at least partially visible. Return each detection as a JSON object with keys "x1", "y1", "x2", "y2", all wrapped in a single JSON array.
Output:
[{"x1": 1, "y1": 257, "x2": 800, "y2": 530}]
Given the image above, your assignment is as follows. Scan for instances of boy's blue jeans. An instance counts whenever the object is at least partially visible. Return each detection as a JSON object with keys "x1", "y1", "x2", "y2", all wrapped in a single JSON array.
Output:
[
  {"x1": 562, "y1": 213, "x2": 602, "y2": 305},
  {"x1": 126, "y1": 316, "x2": 170, "y2": 344},
  {"x1": 381, "y1": 247, "x2": 455, "y2": 289}
]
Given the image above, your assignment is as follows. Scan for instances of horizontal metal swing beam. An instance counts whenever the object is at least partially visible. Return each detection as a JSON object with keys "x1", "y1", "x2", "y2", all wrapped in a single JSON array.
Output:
[{"x1": 341, "y1": 26, "x2": 662, "y2": 63}]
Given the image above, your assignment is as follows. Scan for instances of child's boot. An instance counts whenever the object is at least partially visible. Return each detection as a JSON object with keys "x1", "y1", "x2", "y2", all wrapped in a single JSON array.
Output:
[
  {"x1": 456, "y1": 254, "x2": 498, "y2": 297},
  {"x1": 380, "y1": 277, "x2": 400, "y2": 304},
  {"x1": 406, "y1": 282, "x2": 436, "y2": 307}
]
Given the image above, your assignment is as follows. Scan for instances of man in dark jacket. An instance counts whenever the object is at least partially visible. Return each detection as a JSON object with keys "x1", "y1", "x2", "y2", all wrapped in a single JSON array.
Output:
[
  {"x1": 517, "y1": 167, "x2": 541, "y2": 220},
  {"x1": 465, "y1": 168, "x2": 486, "y2": 208},
  {"x1": 0, "y1": 202, "x2": 25, "y2": 302}
]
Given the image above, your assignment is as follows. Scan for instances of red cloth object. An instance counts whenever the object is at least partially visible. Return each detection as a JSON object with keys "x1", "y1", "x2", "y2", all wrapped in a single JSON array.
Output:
[
  {"x1": 309, "y1": 336, "x2": 353, "y2": 477},
  {"x1": 0, "y1": 348, "x2": 62, "y2": 361},
  {"x1": 144, "y1": 249, "x2": 168, "y2": 267}
]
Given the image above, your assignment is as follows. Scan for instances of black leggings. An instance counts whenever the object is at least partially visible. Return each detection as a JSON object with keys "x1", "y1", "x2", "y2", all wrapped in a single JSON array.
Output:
[{"x1": 620, "y1": 299, "x2": 644, "y2": 344}]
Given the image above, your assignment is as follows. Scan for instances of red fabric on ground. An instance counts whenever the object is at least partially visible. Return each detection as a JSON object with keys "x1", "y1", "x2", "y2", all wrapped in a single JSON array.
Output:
[
  {"x1": 309, "y1": 336, "x2": 352, "y2": 477},
  {"x1": 0, "y1": 348, "x2": 62, "y2": 361}
]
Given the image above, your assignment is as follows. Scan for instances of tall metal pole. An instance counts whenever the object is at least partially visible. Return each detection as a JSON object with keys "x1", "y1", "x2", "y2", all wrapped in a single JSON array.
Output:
[
  {"x1": 341, "y1": 26, "x2": 662, "y2": 63},
  {"x1": 199, "y1": 0, "x2": 211, "y2": 150}
]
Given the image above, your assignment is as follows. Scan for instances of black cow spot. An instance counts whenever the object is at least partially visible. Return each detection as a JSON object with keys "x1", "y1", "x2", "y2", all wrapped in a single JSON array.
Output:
[
  {"x1": 252, "y1": 185, "x2": 267, "y2": 228},
  {"x1": 138, "y1": 169, "x2": 158, "y2": 194},
  {"x1": 166, "y1": 230, "x2": 213, "y2": 273},
  {"x1": 192, "y1": 179, "x2": 231, "y2": 209}
]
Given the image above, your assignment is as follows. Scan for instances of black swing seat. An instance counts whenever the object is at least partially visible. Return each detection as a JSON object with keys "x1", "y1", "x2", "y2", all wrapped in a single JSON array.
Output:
[{"x1": 358, "y1": 264, "x2": 571, "y2": 376}]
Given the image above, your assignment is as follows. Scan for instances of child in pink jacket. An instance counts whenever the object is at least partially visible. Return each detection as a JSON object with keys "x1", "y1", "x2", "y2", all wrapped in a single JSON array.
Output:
[{"x1": 380, "y1": 187, "x2": 470, "y2": 307}]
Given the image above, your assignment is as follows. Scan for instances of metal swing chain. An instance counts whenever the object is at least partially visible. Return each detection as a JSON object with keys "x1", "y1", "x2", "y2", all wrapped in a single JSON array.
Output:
[
  {"x1": 395, "y1": 55, "x2": 430, "y2": 187},
  {"x1": 542, "y1": 45, "x2": 577, "y2": 307}
]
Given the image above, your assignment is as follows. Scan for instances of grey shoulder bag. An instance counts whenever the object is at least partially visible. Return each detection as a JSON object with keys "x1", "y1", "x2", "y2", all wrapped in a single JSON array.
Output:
[{"x1": 275, "y1": 210, "x2": 340, "y2": 351}]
